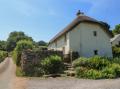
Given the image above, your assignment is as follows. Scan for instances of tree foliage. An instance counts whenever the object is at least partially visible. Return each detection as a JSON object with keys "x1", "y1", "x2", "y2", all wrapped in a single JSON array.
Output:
[
  {"x1": 0, "y1": 51, "x2": 8, "y2": 63},
  {"x1": 112, "y1": 24, "x2": 120, "y2": 35},
  {"x1": 112, "y1": 46, "x2": 120, "y2": 57},
  {"x1": 0, "y1": 41, "x2": 7, "y2": 51},
  {"x1": 6, "y1": 31, "x2": 33, "y2": 52},
  {"x1": 37, "y1": 40, "x2": 47, "y2": 46}
]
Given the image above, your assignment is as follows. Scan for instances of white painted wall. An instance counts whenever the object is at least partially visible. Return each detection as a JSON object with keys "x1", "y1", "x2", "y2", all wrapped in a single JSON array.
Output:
[
  {"x1": 48, "y1": 22, "x2": 113, "y2": 58},
  {"x1": 56, "y1": 36, "x2": 65, "y2": 51},
  {"x1": 111, "y1": 34, "x2": 120, "y2": 46},
  {"x1": 48, "y1": 42, "x2": 56, "y2": 50},
  {"x1": 69, "y1": 22, "x2": 113, "y2": 57},
  {"x1": 48, "y1": 33, "x2": 70, "y2": 54}
]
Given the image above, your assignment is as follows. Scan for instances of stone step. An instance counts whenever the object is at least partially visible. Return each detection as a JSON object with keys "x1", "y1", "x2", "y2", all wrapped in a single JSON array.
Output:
[
  {"x1": 68, "y1": 67, "x2": 74, "y2": 71},
  {"x1": 64, "y1": 63, "x2": 72, "y2": 67},
  {"x1": 64, "y1": 70, "x2": 75, "y2": 77}
]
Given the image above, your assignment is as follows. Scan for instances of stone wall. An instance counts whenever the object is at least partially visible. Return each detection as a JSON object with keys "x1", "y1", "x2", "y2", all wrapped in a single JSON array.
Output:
[{"x1": 21, "y1": 50, "x2": 63, "y2": 72}]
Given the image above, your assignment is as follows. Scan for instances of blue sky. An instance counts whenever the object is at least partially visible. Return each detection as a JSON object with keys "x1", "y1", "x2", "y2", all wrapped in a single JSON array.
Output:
[{"x1": 0, "y1": 0, "x2": 120, "y2": 42}]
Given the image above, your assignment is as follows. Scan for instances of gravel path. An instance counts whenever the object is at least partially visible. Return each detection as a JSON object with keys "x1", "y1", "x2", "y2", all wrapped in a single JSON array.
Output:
[
  {"x1": 0, "y1": 58, "x2": 27, "y2": 89},
  {"x1": 1, "y1": 58, "x2": 120, "y2": 89},
  {"x1": 0, "y1": 58, "x2": 15, "y2": 89},
  {"x1": 26, "y1": 77, "x2": 120, "y2": 89}
]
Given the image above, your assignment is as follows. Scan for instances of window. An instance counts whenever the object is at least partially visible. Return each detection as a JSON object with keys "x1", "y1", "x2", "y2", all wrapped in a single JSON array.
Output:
[
  {"x1": 93, "y1": 31, "x2": 97, "y2": 36},
  {"x1": 64, "y1": 34, "x2": 67, "y2": 45},
  {"x1": 94, "y1": 50, "x2": 98, "y2": 55}
]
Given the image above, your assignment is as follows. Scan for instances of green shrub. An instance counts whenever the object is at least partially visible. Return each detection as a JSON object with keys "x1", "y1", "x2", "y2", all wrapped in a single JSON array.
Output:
[
  {"x1": 16, "y1": 65, "x2": 44, "y2": 77},
  {"x1": 33, "y1": 65, "x2": 44, "y2": 77},
  {"x1": 75, "y1": 67, "x2": 102, "y2": 79},
  {"x1": 102, "y1": 66, "x2": 116, "y2": 78},
  {"x1": 88, "y1": 56, "x2": 110, "y2": 70},
  {"x1": 72, "y1": 57, "x2": 88, "y2": 68},
  {"x1": 86, "y1": 69, "x2": 102, "y2": 79},
  {"x1": 75, "y1": 67, "x2": 88, "y2": 78},
  {"x1": 73, "y1": 56, "x2": 120, "y2": 79},
  {"x1": 13, "y1": 40, "x2": 34, "y2": 66},
  {"x1": 110, "y1": 64, "x2": 120, "y2": 77},
  {"x1": 41, "y1": 55, "x2": 64, "y2": 74},
  {"x1": 23, "y1": 63, "x2": 44, "y2": 77},
  {"x1": 112, "y1": 46, "x2": 120, "y2": 57},
  {"x1": 0, "y1": 51, "x2": 8, "y2": 63},
  {"x1": 110, "y1": 57, "x2": 120, "y2": 64},
  {"x1": 73, "y1": 56, "x2": 110, "y2": 70},
  {"x1": 16, "y1": 67, "x2": 25, "y2": 77}
]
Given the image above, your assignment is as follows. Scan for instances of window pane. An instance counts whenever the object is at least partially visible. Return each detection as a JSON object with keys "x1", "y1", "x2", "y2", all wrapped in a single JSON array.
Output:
[{"x1": 93, "y1": 31, "x2": 97, "y2": 36}]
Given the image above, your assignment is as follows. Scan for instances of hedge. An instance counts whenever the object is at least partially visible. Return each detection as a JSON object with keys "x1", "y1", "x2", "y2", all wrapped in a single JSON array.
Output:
[
  {"x1": 0, "y1": 51, "x2": 8, "y2": 63},
  {"x1": 13, "y1": 40, "x2": 34, "y2": 66}
]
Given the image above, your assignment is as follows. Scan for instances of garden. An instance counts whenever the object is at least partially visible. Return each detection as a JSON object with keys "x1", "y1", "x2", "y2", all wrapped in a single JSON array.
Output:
[
  {"x1": 12, "y1": 38, "x2": 120, "y2": 79},
  {"x1": 73, "y1": 56, "x2": 120, "y2": 79},
  {"x1": 6, "y1": 32, "x2": 120, "y2": 79},
  {"x1": 1, "y1": 31, "x2": 120, "y2": 79}
]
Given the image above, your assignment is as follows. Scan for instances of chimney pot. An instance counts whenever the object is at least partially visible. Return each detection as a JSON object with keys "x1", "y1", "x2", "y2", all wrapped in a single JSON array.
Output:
[{"x1": 76, "y1": 10, "x2": 84, "y2": 16}]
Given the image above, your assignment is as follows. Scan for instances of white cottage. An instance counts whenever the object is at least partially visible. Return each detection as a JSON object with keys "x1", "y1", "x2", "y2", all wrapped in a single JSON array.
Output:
[
  {"x1": 111, "y1": 34, "x2": 120, "y2": 46},
  {"x1": 48, "y1": 11, "x2": 113, "y2": 58}
]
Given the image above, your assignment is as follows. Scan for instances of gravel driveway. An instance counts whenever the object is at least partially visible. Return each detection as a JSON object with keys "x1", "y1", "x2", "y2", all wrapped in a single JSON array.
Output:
[
  {"x1": 26, "y1": 77, "x2": 120, "y2": 89},
  {"x1": 1, "y1": 58, "x2": 120, "y2": 89}
]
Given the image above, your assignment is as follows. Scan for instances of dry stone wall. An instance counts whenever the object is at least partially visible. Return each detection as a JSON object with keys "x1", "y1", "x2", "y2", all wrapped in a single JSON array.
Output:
[{"x1": 21, "y1": 50, "x2": 63, "y2": 72}]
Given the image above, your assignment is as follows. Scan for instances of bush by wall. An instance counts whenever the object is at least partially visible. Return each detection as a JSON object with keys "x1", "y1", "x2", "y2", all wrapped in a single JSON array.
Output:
[
  {"x1": 41, "y1": 55, "x2": 64, "y2": 75},
  {"x1": 112, "y1": 46, "x2": 120, "y2": 57},
  {"x1": 21, "y1": 54, "x2": 64, "y2": 77},
  {"x1": 13, "y1": 40, "x2": 34, "y2": 66},
  {"x1": 73, "y1": 56, "x2": 120, "y2": 79}
]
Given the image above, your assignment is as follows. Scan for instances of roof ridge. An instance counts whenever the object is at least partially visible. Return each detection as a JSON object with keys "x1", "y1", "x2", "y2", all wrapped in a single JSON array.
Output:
[{"x1": 49, "y1": 15, "x2": 112, "y2": 43}]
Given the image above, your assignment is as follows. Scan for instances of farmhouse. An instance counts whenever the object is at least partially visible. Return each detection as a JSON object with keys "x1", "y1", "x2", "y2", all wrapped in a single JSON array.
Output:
[
  {"x1": 111, "y1": 34, "x2": 120, "y2": 46},
  {"x1": 48, "y1": 10, "x2": 113, "y2": 58}
]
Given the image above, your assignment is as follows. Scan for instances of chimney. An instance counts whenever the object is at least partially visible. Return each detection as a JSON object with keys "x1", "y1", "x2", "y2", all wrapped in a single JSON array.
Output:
[{"x1": 76, "y1": 10, "x2": 84, "y2": 16}]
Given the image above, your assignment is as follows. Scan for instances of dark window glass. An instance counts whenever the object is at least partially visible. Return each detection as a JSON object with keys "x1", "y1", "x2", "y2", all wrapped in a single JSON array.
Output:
[
  {"x1": 93, "y1": 31, "x2": 97, "y2": 36},
  {"x1": 94, "y1": 50, "x2": 98, "y2": 55}
]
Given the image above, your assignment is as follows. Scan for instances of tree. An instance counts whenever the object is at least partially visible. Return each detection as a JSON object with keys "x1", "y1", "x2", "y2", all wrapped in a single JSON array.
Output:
[
  {"x1": 112, "y1": 24, "x2": 120, "y2": 35},
  {"x1": 0, "y1": 41, "x2": 7, "y2": 51},
  {"x1": 37, "y1": 41, "x2": 47, "y2": 46},
  {"x1": 6, "y1": 31, "x2": 33, "y2": 52}
]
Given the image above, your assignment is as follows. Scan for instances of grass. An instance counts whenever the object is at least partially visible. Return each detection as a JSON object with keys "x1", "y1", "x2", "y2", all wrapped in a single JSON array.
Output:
[{"x1": 16, "y1": 67, "x2": 25, "y2": 77}]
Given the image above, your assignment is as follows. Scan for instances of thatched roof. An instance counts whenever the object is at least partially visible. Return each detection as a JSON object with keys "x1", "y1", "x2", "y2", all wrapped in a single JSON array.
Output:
[{"x1": 49, "y1": 13, "x2": 113, "y2": 43}]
